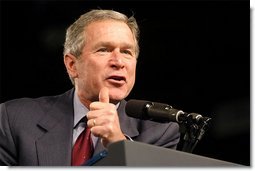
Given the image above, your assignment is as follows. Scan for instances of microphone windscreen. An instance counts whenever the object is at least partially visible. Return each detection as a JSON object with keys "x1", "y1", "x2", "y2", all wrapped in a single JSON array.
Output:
[{"x1": 125, "y1": 99, "x2": 151, "y2": 119}]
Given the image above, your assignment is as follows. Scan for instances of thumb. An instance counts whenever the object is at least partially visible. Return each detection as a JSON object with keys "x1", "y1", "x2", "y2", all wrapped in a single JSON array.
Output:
[{"x1": 99, "y1": 87, "x2": 109, "y2": 103}]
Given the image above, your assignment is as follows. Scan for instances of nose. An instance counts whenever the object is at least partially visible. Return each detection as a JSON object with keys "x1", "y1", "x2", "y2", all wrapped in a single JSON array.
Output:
[{"x1": 110, "y1": 50, "x2": 124, "y2": 69}]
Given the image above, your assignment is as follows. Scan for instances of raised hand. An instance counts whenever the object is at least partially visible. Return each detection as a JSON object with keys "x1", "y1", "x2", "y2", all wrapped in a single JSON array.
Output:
[{"x1": 87, "y1": 87, "x2": 126, "y2": 147}]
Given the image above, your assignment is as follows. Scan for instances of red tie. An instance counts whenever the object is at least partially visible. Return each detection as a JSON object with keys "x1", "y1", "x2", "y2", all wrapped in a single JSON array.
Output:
[{"x1": 72, "y1": 123, "x2": 94, "y2": 166}]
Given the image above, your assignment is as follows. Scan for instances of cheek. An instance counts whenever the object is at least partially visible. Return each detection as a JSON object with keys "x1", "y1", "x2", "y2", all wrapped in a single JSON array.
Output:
[
  {"x1": 82, "y1": 61, "x2": 104, "y2": 85},
  {"x1": 78, "y1": 58, "x2": 99, "y2": 75},
  {"x1": 128, "y1": 62, "x2": 137, "y2": 84},
  {"x1": 130, "y1": 60, "x2": 137, "y2": 76},
  {"x1": 77, "y1": 60, "x2": 95, "y2": 83}
]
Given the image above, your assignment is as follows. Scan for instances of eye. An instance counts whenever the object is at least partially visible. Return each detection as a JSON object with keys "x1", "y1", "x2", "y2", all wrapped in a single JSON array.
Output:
[
  {"x1": 121, "y1": 49, "x2": 133, "y2": 56},
  {"x1": 97, "y1": 48, "x2": 109, "y2": 52}
]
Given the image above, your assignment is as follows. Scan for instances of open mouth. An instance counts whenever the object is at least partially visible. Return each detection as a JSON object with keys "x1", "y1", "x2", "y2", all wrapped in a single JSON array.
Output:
[{"x1": 107, "y1": 76, "x2": 126, "y2": 84}]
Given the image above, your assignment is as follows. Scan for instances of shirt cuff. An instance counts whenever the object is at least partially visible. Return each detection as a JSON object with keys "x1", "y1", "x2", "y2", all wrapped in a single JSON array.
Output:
[{"x1": 124, "y1": 134, "x2": 134, "y2": 141}]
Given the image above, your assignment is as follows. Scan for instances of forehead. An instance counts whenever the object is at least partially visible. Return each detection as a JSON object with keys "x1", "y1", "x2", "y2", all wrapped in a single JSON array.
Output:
[
  {"x1": 84, "y1": 20, "x2": 136, "y2": 45},
  {"x1": 85, "y1": 19, "x2": 132, "y2": 34}
]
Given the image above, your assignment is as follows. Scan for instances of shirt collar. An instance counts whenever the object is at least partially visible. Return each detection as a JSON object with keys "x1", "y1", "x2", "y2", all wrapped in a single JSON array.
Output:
[{"x1": 73, "y1": 90, "x2": 89, "y2": 128}]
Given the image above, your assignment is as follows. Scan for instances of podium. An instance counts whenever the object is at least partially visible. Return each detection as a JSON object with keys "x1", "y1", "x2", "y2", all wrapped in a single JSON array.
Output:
[{"x1": 92, "y1": 140, "x2": 242, "y2": 166}]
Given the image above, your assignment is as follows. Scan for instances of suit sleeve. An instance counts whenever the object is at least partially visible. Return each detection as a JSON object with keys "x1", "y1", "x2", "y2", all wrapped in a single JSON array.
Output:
[
  {"x1": 158, "y1": 122, "x2": 180, "y2": 149},
  {"x1": 133, "y1": 120, "x2": 180, "y2": 149},
  {"x1": 0, "y1": 103, "x2": 17, "y2": 166}
]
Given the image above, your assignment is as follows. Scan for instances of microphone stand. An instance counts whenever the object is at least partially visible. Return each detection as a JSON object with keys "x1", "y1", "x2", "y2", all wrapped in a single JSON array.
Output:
[{"x1": 179, "y1": 114, "x2": 212, "y2": 153}]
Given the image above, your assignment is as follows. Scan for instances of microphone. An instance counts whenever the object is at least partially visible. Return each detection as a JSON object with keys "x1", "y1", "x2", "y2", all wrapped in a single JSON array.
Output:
[{"x1": 125, "y1": 99, "x2": 203, "y2": 123}]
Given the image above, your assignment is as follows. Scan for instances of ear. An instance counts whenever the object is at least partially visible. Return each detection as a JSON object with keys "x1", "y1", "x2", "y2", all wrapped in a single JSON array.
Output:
[{"x1": 64, "y1": 53, "x2": 78, "y2": 79}]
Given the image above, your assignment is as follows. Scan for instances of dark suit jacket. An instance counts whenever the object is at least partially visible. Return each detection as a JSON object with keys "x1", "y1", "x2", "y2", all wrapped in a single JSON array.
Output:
[{"x1": 0, "y1": 89, "x2": 180, "y2": 166}]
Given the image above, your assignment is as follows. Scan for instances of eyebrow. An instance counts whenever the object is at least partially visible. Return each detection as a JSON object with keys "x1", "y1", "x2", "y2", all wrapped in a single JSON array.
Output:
[{"x1": 94, "y1": 41, "x2": 135, "y2": 50}]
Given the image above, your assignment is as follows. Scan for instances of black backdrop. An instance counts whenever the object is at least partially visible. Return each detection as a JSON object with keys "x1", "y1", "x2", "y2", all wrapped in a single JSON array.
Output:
[{"x1": 0, "y1": 0, "x2": 250, "y2": 166}]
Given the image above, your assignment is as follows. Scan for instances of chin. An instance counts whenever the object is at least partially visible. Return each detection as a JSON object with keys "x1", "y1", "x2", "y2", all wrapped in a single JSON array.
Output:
[
  {"x1": 108, "y1": 87, "x2": 130, "y2": 102},
  {"x1": 110, "y1": 94, "x2": 124, "y2": 102},
  {"x1": 109, "y1": 93, "x2": 126, "y2": 103}
]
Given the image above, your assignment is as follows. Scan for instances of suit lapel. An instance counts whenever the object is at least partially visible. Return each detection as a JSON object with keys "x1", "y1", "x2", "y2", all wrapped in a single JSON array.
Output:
[
  {"x1": 35, "y1": 89, "x2": 74, "y2": 166},
  {"x1": 117, "y1": 100, "x2": 140, "y2": 138}
]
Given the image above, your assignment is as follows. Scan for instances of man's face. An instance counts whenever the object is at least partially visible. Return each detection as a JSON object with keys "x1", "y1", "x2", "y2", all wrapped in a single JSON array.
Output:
[{"x1": 75, "y1": 20, "x2": 137, "y2": 103}]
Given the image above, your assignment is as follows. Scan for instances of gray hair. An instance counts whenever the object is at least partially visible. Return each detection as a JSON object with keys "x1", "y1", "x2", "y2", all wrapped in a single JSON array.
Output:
[{"x1": 64, "y1": 9, "x2": 140, "y2": 58}]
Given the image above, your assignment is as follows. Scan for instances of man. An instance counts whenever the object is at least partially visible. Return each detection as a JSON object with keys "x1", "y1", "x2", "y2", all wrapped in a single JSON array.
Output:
[{"x1": 0, "y1": 9, "x2": 180, "y2": 166}]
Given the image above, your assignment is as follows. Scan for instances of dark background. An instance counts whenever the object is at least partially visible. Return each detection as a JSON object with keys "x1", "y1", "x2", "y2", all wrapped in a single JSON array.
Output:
[{"x1": 0, "y1": 0, "x2": 250, "y2": 166}]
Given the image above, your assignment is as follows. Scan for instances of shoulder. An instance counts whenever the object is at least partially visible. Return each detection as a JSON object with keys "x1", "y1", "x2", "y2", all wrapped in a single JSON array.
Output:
[
  {"x1": 2, "y1": 89, "x2": 73, "y2": 111},
  {"x1": 0, "y1": 89, "x2": 74, "y2": 121}
]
